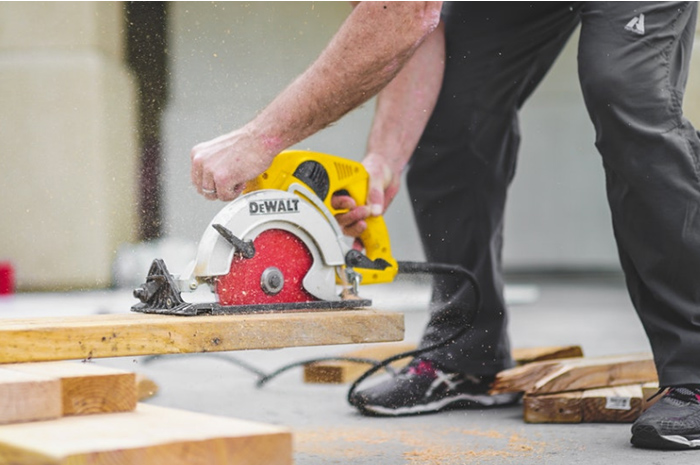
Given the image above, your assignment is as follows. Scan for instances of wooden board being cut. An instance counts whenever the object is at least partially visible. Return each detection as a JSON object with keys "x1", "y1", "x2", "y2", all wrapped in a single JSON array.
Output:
[
  {"x1": 304, "y1": 344, "x2": 583, "y2": 384},
  {"x1": 490, "y1": 353, "x2": 657, "y2": 395},
  {"x1": 0, "y1": 309, "x2": 404, "y2": 363},
  {"x1": 3, "y1": 362, "x2": 136, "y2": 416},
  {"x1": 0, "y1": 403, "x2": 291, "y2": 465},
  {"x1": 0, "y1": 368, "x2": 61, "y2": 425},
  {"x1": 524, "y1": 384, "x2": 647, "y2": 423}
]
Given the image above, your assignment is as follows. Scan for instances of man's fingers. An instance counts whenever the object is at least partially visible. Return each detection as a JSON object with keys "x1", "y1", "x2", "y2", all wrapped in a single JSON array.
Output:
[
  {"x1": 331, "y1": 194, "x2": 357, "y2": 211},
  {"x1": 343, "y1": 220, "x2": 367, "y2": 238},
  {"x1": 335, "y1": 205, "x2": 370, "y2": 228},
  {"x1": 217, "y1": 183, "x2": 246, "y2": 202}
]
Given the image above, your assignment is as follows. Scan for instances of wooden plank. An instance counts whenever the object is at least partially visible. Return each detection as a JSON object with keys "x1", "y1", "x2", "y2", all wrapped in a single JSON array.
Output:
[
  {"x1": 303, "y1": 344, "x2": 583, "y2": 384},
  {"x1": 304, "y1": 342, "x2": 416, "y2": 384},
  {"x1": 3, "y1": 362, "x2": 136, "y2": 416},
  {"x1": 581, "y1": 385, "x2": 644, "y2": 423},
  {"x1": 490, "y1": 353, "x2": 657, "y2": 395},
  {"x1": 0, "y1": 309, "x2": 404, "y2": 363},
  {"x1": 0, "y1": 403, "x2": 292, "y2": 465},
  {"x1": 0, "y1": 368, "x2": 61, "y2": 425},
  {"x1": 524, "y1": 384, "x2": 647, "y2": 424},
  {"x1": 511, "y1": 345, "x2": 583, "y2": 365},
  {"x1": 523, "y1": 391, "x2": 583, "y2": 424}
]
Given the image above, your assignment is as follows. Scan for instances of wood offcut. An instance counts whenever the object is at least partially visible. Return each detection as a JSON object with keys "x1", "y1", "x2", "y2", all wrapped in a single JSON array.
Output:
[{"x1": 490, "y1": 353, "x2": 658, "y2": 395}]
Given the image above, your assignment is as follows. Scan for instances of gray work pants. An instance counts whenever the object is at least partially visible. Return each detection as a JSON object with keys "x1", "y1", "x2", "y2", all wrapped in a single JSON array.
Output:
[{"x1": 408, "y1": 2, "x2": 700, "y2": 386}]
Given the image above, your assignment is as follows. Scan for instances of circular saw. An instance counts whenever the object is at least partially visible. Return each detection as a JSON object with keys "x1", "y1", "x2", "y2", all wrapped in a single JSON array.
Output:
[{"x1": 132, "y1": 150, "x2": 398, "y2": 316}]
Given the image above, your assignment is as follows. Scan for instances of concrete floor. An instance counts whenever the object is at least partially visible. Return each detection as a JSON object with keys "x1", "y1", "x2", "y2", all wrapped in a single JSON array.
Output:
[{"x1": 1, "y1": 274, "x2": 691, "y2": 464}]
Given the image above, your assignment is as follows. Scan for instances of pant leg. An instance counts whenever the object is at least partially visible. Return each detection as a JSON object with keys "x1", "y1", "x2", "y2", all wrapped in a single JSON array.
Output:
[
  {"x1": 578, "y1": 2, "x2": 700, "y2": 386},
  {"x1": 407, "y1": 2, "x2": 582, "y2": 375}
]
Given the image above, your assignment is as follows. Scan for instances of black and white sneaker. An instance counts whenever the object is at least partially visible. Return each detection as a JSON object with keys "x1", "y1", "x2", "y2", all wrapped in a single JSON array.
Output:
[
  {"x1": 349, "y1": 358, "x2": 520, "y2": 416},
  {"x1": 631, "y1": 385, "x2": 700, "y2": 450}
]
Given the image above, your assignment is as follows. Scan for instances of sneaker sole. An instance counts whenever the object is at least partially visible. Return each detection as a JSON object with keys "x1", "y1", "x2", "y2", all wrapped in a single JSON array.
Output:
[
  {"x1": 631, "y1": 424, "x2": 700, "y2": 450},
  {"x1": 358, "y1": 392, "x2": 520, "y2": 417}
]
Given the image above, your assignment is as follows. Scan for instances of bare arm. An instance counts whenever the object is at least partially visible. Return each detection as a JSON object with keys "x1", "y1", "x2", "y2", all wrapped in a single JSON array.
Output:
[
  {"x1": 191, "y1": 2, "x2": 442, "y2": 201},
  {"x1": 334, "y1": 19, "x2": 446, "y2": 239}
]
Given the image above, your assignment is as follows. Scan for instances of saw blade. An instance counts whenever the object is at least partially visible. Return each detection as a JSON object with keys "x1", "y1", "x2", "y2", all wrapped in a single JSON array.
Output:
[{"x1": 215, "y1": 228, "x2": 317, "y2": 306}]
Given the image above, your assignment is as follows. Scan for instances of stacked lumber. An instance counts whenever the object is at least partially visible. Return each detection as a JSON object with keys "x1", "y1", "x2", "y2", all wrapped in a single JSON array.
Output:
[
  {"x1": 0, "y1": 361, "x2": 291, "y2": 464},
  {"x1": 0, "y1": 308, "x2": 402, "y2": 463},
  {"x1": 489, "y1": 353, "x2": 659, "y2": 424},
  {"x1": 304, "y1": 344, "x2": 583, "y2": 384},
  {"x1": 0, "y1": 362, "x2": 136, "y2": 424}
]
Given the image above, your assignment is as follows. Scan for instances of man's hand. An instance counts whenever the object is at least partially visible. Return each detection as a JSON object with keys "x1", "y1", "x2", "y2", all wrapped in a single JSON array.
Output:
[
  {"x1": 190, "y1": 129, "x2": 276, "y2": 201},
  {"x1": 333, "y1": 152, "x2": 402, "y2": 249}
]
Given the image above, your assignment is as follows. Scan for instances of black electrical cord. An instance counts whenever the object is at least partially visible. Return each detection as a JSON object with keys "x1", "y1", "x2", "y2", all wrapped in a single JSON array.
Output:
[
  {"x1": 346, "y1": 261, "x2": 481, "y2": 406},
  {"x1": 140, "y1": 261, "x2": 482, "y2": 398}
]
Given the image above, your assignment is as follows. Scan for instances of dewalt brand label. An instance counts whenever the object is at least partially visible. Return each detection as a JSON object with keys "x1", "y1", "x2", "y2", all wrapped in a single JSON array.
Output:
[{"x1": 248, "y1": 198, "x2": 301, "y2": 215}]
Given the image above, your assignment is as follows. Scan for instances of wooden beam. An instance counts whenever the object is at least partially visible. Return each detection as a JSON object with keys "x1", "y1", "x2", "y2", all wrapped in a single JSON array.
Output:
[
  {"x1": 304, "y1": 342, "x2": 416, "y2": 384},
  {"x1": 511, "y1": 345, "x2": 583, "y2": 365},
  {"x1": 303, "y1": 344, "x2": 584, "y2": 384},
  {"x1": 581, "y1": 385, "x2": 644, "y2": 423},
  {"x1": 524, "y1": 384, "x2": 649, "y2": 423},
  {"x1": 0, "y1": 403, "x2": 292, "y2": 465},
  {"x1": 0, "y1": 368, "x2": 61, "y2": 425},
  {"x1": 0, "y1": 309, "x2": 404, "y2": 363},
  {"x1": 523, "y1": 390, "x2": 583, "y2": 424},
  {"x1": 2, "y1": 362, "x2": 136, "y2": 416},
  {"x1": 490, "y1": 353, "x2": 657, "y2": 395}
]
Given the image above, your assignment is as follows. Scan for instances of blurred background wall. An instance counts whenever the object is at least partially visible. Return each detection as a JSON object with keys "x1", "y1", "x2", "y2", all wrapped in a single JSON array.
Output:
[{"x1": 1, "y1": 2, "x2": 698, "y2": 290}]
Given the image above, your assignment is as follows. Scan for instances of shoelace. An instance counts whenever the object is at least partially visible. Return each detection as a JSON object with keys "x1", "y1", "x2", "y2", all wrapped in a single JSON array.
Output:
[
  {"x1": 665, "y1": 386, "x2": 700, "y2": 404},
  {"x1": 647, "y1": 386, "x2": 700, "y2": 404}
]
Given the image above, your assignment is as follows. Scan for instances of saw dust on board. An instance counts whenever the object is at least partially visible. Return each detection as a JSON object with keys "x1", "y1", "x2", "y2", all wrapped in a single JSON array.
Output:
[{"x1": 295, "y1": 426, "x2": 549, "y2": 464}]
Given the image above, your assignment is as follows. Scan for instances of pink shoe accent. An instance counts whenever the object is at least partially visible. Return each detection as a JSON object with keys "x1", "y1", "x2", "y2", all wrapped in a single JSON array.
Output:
[{"x1": 408, "y1": 360, "x2": 437, "y2": 378}]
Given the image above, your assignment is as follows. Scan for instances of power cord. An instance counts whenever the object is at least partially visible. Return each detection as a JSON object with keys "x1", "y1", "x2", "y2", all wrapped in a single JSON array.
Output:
[
  {"x1": 141, "y1": 260, "x2": 481, "y2": 403},
  {"x1": 346, "y1": 261, "x2": 481, "y2": 406}
]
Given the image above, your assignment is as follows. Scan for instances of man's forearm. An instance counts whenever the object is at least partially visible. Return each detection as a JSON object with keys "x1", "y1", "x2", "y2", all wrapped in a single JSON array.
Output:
[
  {"x1": 191, "y1": 2, "x2": 442, "y2": 201},
  {"x1": 248, "y1": 1, "x2": 443, "y2": 158},
  {"x1": 366, "y1": 19, "x2": 446, "y2": 175}
]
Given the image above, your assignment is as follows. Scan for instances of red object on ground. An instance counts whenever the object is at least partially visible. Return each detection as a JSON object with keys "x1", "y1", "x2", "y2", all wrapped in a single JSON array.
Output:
[
  {"x1": 0, "y1": 261, "x2": 15, "y2": 295},
  {"x1": 215, "y1": 229, "x2": 316, "y2": 306}
]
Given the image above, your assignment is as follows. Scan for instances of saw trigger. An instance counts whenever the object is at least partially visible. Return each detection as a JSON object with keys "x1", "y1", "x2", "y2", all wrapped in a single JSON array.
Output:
[{"x1": 344, "y1": 249, "x2": 392, "y2": 271}]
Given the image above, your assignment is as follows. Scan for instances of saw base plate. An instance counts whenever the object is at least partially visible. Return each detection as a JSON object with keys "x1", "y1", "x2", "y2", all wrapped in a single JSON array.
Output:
[{"x1": 132, "y1": 298, "x2": 373, "y2": 317}]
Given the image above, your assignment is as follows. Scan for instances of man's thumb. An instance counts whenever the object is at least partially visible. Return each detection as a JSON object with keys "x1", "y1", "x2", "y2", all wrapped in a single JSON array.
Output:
[{"x1": 367, "y1": 179, "x2": 385, "y2": 217}]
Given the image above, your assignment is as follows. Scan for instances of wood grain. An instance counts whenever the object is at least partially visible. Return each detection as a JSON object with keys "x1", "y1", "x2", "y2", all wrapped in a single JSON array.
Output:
[
  {"x1": 511, "y1": 345, "x2": 583, "y2": 365},
  {"x1": 0, "y1": 368, "x2": 61, "y2": 425},
  {"x1": 491, "y1": 353, "x2": 657, "y2": 395},
  {"x1": 0, "y1": 309, "x2": 404, "y2": 363},
  {"x1": 3, "y1": 362, "x2": 136, "y2": 415},
  {"x1": 524, "y1": 384, "x2": 647, "y2": 423},
  {"x1": 523, "y1": 391, "x2": 583, "y2": 424},
  {"x1": 0, "y1": 403, "x2": 292, "y2": 465}
]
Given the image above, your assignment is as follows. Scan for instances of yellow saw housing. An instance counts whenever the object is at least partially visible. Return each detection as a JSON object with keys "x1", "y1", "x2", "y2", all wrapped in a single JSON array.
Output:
[{"x1": 246, "y1": 150, "x2": 398, "y2": 285}]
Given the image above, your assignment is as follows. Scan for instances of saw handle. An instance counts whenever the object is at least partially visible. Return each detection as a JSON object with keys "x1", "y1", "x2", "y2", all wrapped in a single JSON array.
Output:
[
  {"x1": 249, "y1": 150, "x2": 399, "y2": 284},
  {"x1": 317, "y1": 161, "x2": 399, "y2": 286}
]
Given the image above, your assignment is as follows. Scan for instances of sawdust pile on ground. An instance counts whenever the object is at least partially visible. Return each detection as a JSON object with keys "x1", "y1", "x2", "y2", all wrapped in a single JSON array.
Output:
[{"x1": 295, "y1": 425, "x2": 549, "y2": 464}]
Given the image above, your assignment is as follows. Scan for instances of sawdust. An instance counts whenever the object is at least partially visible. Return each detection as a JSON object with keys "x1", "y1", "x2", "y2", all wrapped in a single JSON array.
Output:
[{"x1": 295, "y1": 425, "x2": 550, "y2": 464}]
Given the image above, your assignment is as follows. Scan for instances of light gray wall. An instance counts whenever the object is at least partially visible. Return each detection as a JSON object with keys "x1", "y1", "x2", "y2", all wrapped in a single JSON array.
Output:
[{"x1": 163, "y1": 2, "x2": 621, "y2": 271}]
